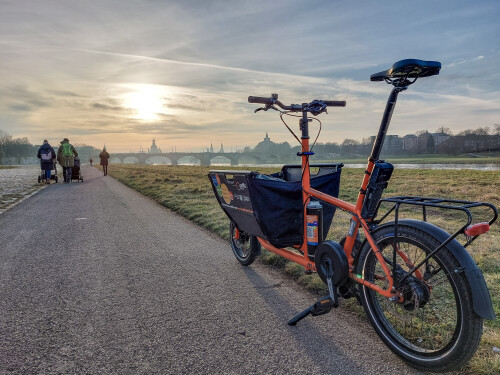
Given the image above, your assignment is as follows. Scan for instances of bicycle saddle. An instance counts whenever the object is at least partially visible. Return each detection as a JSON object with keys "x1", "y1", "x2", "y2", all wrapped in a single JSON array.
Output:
[{"x1": 370, "y1": 59, "x2": 441, "y2": 81}]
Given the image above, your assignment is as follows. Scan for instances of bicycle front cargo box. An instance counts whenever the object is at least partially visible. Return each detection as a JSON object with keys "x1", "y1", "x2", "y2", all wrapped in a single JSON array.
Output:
[{"x1": 209, "y1": 164, "x2": 342, "y2": 248}]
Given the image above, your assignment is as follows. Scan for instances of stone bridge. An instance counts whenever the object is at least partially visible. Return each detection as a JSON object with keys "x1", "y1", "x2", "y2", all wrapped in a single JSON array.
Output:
[{"x1": 102, "y1": 152, "x2": 297, "y2": 166}]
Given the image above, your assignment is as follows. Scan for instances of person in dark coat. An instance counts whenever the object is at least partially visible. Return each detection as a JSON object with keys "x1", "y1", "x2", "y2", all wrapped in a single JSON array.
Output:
[
  {"x1": 37, "y1": 140, "x2": 56, "y2": 184},
  {"x1": 99, "y1": 147, "x2": 110, "y2": 176}
]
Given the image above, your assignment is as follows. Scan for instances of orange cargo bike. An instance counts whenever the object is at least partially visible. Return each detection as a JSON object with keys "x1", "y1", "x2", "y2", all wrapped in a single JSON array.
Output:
[{"x1": 208, "y1": 59, "x2": 497, "y2": 373}]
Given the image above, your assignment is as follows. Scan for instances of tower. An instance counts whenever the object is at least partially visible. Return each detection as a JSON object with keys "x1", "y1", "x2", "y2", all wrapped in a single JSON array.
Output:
[{"x1": 149, "y1": 138, "x2": 161, "y2": 154}]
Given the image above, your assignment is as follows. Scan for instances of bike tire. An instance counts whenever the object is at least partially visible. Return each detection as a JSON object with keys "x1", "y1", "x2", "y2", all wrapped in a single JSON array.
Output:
[
  {"x1": 355, "y1": 222, "x2": 483, "y2": 372},
  {"x1": 229, "y1": 221, "x2": 260, "y2": 266}
]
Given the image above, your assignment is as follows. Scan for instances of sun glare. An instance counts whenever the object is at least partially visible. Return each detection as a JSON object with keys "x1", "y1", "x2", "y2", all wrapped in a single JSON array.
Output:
[{"x1": 122, "y1": 85, "x2": 167, "y2": 120}]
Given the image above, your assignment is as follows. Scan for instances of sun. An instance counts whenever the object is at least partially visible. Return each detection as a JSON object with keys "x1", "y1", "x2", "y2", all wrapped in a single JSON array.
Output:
[{"x1": 122, "y1": 85, "x2": 166, "y2": 120}]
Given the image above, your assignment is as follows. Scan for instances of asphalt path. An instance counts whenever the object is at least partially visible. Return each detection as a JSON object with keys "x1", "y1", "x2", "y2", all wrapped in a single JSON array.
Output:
[{"x1": 0, "y1": 165, "x2": 421, "y2": 374}]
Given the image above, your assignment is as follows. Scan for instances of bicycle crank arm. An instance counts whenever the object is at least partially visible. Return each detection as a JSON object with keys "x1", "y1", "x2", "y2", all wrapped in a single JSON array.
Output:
[
  {"x1": 288, "y1": 294, "x2": 338, "y2": 326},
  {"x1": 288, "y1": 265, "x2": 340, "y2": 326}
]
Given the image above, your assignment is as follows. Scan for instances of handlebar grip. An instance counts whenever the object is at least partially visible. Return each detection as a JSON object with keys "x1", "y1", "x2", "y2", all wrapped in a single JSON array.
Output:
[
  {"x1": 248, "y1": 96, "x2": 275, "y2": 105},
  {"x1": 324, "y1": 100, "x2": 346, "y2": 107}
]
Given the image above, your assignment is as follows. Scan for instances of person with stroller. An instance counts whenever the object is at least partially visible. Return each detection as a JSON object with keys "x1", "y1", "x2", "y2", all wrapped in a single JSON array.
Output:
[
  {"x1": 57, "y1": 138, "x2": 78, "y2": 183},
  {"x1": 37, "y1": 140, "x2": 56, "y2": 184},
  {"x1": 99, "y1": 147, "x2": 110, "y2": 176}
]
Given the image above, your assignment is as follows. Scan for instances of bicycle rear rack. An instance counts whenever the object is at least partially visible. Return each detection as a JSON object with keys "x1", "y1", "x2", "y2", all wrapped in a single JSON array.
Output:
[{"x1": 370, "y1": 196, "x2": 498, "y2": 283}]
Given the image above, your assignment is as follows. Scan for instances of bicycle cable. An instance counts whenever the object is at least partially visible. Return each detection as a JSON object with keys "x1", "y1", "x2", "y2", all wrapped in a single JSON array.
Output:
[{"x1": 279, "y1": 111, "x2": 302, "y2": 146}]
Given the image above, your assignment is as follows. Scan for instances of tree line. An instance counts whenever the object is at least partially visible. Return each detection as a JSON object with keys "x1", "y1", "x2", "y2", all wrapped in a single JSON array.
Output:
[
  {"x1": 0, "y1": 129, "x2": 100, "y2": 164},
  {"x1": 243, "y1": 125, "x2": 500, "y2": 157}
]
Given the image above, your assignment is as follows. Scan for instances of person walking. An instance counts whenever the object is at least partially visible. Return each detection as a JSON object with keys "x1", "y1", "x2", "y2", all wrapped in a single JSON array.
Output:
[
  {"x1": 37, "y1": 140, "x2": 56, "y2": 184},
  {"x1": 99, "y1": 147, "x2": 110, "y2": 176},
  {"x1": 89, "y1": 158, "x2": 93, "y2": 167},
  {"x1": 57, "y1": 138, "x2": 78, "y2": 183}
]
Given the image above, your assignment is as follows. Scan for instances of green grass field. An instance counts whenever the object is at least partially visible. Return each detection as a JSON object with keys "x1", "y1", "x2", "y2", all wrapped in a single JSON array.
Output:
[{"x1": 107, "y1": 164, "x2": 500, "y2": 374}]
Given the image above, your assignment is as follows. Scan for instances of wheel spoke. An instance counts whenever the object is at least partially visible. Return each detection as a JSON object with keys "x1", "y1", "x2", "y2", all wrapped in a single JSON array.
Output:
[{"x1": 369, "y1": 237, "x2": 458, "y2": 352}]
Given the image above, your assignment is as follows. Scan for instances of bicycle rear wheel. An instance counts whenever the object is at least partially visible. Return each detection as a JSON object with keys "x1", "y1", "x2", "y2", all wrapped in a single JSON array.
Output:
[{"x1": 356, "y1": 222, "x2": 483, "y2": 372}]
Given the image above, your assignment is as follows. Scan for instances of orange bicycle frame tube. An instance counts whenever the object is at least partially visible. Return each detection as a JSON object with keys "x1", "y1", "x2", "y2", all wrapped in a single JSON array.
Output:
[{"x1": 256, "y1": 141, "x2": 397, "y2": 298}]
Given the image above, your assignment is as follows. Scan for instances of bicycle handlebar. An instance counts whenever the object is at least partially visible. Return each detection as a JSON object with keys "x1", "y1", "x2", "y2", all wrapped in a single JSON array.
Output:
[
  {"x1": 324, "y1": 100, "x2": 346, "y2": 107},
  {"x1": 248, "y1": 96, "x2": 275, "y2": 105},
  {"x1": 248, "y1": 95, "x2": 346, "y2": 112}
]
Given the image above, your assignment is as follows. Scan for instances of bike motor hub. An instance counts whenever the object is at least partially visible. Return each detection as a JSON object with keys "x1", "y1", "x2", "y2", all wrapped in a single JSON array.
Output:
[
  {"x1": 314, "y1": 241, "x2": 348, "y2": 286},
  {"x1": 401, "y1": 277, "x2": 431, "y2": 311}
]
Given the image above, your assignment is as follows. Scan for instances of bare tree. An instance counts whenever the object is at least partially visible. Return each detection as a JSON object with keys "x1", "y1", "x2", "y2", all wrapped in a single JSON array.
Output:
[
  {"x1": 0, "y1": 129, "x2": 12, "y2": 161},
  {"x1": 435, "y1": 126, "x2": 452, "y2": 135},
  {"x1": 494, "y1": 124, "x2": 500, "y2": 135}
]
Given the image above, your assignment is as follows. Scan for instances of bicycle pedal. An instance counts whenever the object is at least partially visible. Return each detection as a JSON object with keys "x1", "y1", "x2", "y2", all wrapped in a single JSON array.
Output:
[{"x1": 311, "y1": 296, "x2": 336, "y2": 316}]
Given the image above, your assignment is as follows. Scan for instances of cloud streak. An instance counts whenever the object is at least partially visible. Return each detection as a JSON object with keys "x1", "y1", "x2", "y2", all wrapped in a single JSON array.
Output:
[{"x1": 0, "y1": 0, "x2": 499, "y2": 152}]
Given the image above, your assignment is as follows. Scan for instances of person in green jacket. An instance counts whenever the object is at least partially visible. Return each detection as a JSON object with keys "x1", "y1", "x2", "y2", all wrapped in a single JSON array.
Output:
[{"x1": 57, "y1": 138, "x2": 78, "y2": 183}]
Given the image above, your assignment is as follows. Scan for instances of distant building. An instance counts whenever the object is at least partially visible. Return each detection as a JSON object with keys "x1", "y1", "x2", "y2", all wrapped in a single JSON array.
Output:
[
  {"x1": 403, "y1": 134, "x2": 418, "y2": 151},
  {"x1": 383, "y1": 135, "x2": 402, "y2": 152},
  {"x1": 148, "y1": 139, "x2": 162, "y2": 154},
  {"x1": 254, "y1": 132, "x2": 275, "y2": 153},
  {"x1": 431, "y1": 131, "x2": 451, "y2": 146},
  {"x1": 219, "y1": 142, "x2": 224, "y2": 153}
]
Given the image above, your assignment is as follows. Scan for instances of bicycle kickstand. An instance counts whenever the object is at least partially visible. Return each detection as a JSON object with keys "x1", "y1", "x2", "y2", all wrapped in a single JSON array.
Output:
[{"x1": 288, "y1": 260, "x2": 338, "y2": 326}]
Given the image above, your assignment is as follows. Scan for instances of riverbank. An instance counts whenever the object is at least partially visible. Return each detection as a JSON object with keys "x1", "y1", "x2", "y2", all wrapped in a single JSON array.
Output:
[
  {"x1": 0, "y1": 165, "x2": 45, "y2": 213},
  {"x1": 320, "y1": 154, "x2": 500, "y2": 165},
  {"x1": 107, "y1": 164, "x2": 499, "y2": 375}
]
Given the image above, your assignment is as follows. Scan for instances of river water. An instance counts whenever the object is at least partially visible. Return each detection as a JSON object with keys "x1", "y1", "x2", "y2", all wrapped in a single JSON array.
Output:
[
  {"x1": 345, "y1": 163, "x2": 500, "y2": 171},
  {"x1": 231, "y1": 163, "x2": 500, "y2": 171}
]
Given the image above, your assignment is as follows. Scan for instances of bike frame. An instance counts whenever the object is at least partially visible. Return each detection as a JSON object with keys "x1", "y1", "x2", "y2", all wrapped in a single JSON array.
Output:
[{"x1": 256, "y1": 87, "x2": 406, "y2": 298}]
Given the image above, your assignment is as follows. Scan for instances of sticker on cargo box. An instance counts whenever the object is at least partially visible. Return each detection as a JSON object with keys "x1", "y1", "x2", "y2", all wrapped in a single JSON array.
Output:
[
  {"x1": 236, "y1": 182, "x2": 247, "y2": 191},
  {"x1": 221, "y1": 184, "x2": 233, "y2": 204},
  {"x1": 211, "y1": 175, "x2": 219, "y2": 187}
]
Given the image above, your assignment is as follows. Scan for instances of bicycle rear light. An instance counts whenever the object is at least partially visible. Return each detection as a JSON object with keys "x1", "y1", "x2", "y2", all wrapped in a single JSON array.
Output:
[{"x1": 464, "y1": 222, "x2": 490, "y2": 237}]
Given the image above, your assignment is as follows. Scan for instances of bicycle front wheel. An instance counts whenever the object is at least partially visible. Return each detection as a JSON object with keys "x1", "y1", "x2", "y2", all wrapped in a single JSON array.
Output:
[
  {"x1": 229, "y1": 221, "x2": 260, "y2": 266},
  {"x1": 356, "y1": 222, "x2": 483, "y2": 372}
]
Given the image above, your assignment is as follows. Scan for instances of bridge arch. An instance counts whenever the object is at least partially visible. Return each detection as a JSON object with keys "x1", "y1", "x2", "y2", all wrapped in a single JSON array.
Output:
[
  {"x1": 178, "y1": 156, "x2": 201, "y2": 166},
  {"x1": 145, "y1": 156, "x2": 172, "y2": 165},
  {"x1": 210, "y1": 156, "x2": 232, "y2": 166},
  {"x1": 238, "y1": 155, "x2": 260, "y2": 165},
  {"x1": 263, "y1": 154, "x2": 280, "y2": 164},
  {"x1": 123, "y1": 156, "x2": 140, "y2": 164}
]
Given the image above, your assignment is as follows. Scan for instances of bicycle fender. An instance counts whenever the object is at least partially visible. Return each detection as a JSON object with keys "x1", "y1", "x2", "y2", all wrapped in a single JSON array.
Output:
[{"x1": 368, "y1": 219, "x2": 495, "y2": 320}]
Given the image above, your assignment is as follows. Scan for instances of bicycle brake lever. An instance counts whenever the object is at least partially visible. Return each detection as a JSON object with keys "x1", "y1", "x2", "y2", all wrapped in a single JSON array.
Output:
[{"x1": 254, "y1": 104, "x2": 279, "y2": 113}]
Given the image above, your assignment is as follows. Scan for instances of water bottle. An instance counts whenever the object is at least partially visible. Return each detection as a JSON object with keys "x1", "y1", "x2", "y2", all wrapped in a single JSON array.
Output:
[{"x1": 306, "y1": 200, "x2": 323, "y2": 261}]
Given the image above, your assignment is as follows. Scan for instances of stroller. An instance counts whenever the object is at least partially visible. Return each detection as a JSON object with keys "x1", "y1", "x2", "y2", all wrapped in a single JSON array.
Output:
[
  {"x1": 38, "y1": 161, "x2": 58, "y2": 183},
  {"x1": 71, "y1": 157, "x2": 83, "y2": 182}
]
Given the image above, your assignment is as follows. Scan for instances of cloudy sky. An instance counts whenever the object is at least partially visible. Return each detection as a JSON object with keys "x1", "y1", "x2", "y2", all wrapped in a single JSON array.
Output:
[{"x1": 1, "y1": 0, "x2": 499, "y2": 152}]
